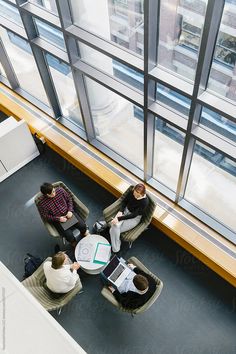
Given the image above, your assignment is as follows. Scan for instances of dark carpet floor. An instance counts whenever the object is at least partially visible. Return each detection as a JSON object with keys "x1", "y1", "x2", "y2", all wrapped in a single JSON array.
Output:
[{"x1": 0, "y1": 116, "x2": 235, "y2": 354}]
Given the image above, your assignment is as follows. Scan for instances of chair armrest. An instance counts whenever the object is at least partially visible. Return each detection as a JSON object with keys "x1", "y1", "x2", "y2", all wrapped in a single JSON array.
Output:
[
  {"x1": 103, "y1": 199, "x2": 122, "y2": 223},
  {"x1": 101, "y1": 287, "x2": 120, "y2": 307}
]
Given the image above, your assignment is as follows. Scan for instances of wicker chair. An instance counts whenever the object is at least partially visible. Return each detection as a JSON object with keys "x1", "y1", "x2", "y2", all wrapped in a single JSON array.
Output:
[
  {"x1": 103, "y1": 186, "x2": 156, "y2": 248},
  {"x1": 22, "y1": 257, "x2": 83, "y2": 314},
  {"x1": 35, "y1": 181, "x2": 89, "y2": 240},
  {"x1": 101, "y1": 257, "x2": 163, "y2": 316}
]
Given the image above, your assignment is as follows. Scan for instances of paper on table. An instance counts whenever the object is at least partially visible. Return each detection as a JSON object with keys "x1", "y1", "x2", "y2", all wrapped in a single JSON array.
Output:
[
  {"x1": 77, "y1": 242, "x2": 93, "y2": 262},
  {"x1": 93, "y1": 243, "x2": 111, "y2": 264}
]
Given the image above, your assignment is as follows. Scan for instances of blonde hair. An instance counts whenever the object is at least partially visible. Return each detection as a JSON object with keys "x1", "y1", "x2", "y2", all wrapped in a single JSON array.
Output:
[{"x1": 51, "y1": 252, "x2": 65, "y2": 269}]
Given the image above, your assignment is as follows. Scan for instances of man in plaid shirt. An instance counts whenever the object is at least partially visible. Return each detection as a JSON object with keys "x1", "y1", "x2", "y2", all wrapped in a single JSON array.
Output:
[{"x1": 38, "y1": 182, "x2": 88, "y2": 246}]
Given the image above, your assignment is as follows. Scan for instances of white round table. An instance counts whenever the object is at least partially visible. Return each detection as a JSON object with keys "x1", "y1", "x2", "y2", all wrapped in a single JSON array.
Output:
[{"x1": 74, "y1": 234, "x2": 111, "y2": 275}]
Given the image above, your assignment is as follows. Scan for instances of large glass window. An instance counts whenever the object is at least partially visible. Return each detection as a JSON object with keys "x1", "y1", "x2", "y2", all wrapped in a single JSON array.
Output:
[
  {"x1": 85, "y1": 77, "x2": 144, "y2": 170},
  {"x1": 208, "y1": 1, "x2": 236, "y2": 101},
  {"x1": 46, "y1": 53, "x2": 84, "y2": 129},
  {"x1": 156, "y1": 84, "x2": 191, "y2": 118},
  {"x1": 34, "y1": 18, "x2": 65, "y2": 50},
  {"x1": 70, "y1": 0, "x2": 144, "y2": 56},
  {"x1": 200, "y1": 107, "x2": 236, "y2": 144},
  {"x1": 79, "y1": 42, "x2": 144, "y2": 91},
  {"x1": 0, "y1": 0, "x2": 24, "y2": 28},
  {"x1": 185, "y1": 141, "x2": 236, "y2": 232},
  {"x1": 158, "y1": 0, "x2": 208, "y2": 81},
  {"x1": 153, "y1": 118, "x2": 185, "y2": 192},
  {"x1": 29, "y1": 0, "x2": 58, "y2": 15},
  {"x1": 0, "y1": 27, "x2": 49, "y2": 106}
]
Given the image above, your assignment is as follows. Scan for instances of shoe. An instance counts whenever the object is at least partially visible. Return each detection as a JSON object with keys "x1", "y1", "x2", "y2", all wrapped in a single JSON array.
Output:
[
  {"x1": 54, "y1": 244, "x2": 61, "y2": 254},
  {"x1": 83, "y1": 230, "x2": 90, "y2": 237},
  {"x1": 111, "y1": 250, "x2": 121, "y2": 259}
]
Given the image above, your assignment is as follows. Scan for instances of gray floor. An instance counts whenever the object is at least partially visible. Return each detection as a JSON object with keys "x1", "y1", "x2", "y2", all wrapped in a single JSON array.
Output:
[{"x1": 0, "y1": 127, "x2": 235, "y2": 353}]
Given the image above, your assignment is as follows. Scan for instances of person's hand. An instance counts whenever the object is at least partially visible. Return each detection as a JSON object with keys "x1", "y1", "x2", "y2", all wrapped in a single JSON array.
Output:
[
  {"x1": 116, "y1": 211, "x2": 123, "y2": 218},
  {"x1": 66, "y1": 211, "x2": 73, "y2": 219},
  {"x1": 111, "y1": 217, "x2": 118, "y2": 225},
  {"x1": 108, "y1": 285, "x2": 115, "y2": 293},
  {"x1": 59, "y1": 216, "x2": 67, "y2": 222},
  {"x1": 71, "y1": 262, "x2": 80, "y2": 271},
  {"x1": 127, "y1": 263, "x2": 136, "y2": 270}
]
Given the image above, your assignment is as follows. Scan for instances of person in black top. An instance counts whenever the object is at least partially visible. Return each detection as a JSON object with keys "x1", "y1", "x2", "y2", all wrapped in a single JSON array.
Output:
[
  {"x1": 109, "y1": 183, "x2": 149, "y2": 253},
  {"x1": 107, "y1": 264, "x2": 156, "y2": 309}
]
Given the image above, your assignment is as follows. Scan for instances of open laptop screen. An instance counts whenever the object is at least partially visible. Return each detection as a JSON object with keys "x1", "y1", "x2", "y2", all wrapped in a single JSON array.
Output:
[{"x1": 102, "y1": 255, "x2": 120, "y2": 278}]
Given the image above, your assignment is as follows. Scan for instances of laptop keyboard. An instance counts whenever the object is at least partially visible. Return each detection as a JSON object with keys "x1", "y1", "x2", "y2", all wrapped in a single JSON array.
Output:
[{"x1": 110, "y1": 264, "x2": 125, "y2": 282}]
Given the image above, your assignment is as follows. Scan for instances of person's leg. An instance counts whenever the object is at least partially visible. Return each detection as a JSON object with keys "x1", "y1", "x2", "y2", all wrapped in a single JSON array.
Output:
[
  {"x1": 119, "y1": 215, "x2": 142, "y2": 233},
  {"x1": 109, "y1": 221, "x2": 123, "y2": 253},
  {"x1": 73, "y1": 212, "x2": 87, "y2": 236},
  {"x1": 53, "y1": 222, "x2": 76, "y2": 244}
]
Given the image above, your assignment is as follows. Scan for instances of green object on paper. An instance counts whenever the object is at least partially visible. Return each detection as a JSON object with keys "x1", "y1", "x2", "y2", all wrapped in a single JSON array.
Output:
[{"x1": 93, "y1": 242, "x2": 111, "y2": 265}]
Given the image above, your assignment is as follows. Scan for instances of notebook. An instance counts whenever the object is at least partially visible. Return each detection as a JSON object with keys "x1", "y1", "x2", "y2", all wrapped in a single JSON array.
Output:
[
  {"x1": 60, "y1": 214, "x2": 78, "y2": 231},
  {"x1": 102, "y1": 255, "x2": 131, "y2": 288}
]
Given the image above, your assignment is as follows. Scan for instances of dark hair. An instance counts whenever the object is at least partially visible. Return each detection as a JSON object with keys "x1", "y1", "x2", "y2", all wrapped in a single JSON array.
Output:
[
  {"x1": 134, "y1": 183, "x2": 146, "y2": 196},
  {"x1": 40, "y1": 182, "x2": 54, "y2": 195},
  {"x1": 133, "y1": 274, "x2": 149, "y2": 291},
  {"x1": 51, "y1": 252, "x2": 65, "y2": 269}
]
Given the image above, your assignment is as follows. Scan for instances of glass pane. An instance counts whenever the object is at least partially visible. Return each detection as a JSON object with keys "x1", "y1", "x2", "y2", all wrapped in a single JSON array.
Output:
[
  {"x1": 79, "y1": 42, "x2": 144, "y2": 91},
  {"x1": 208, "y1": 1, "x2": 236, "y2": 101},
  {"x1": 156, "y1": 83, "x2": 191, "y2": 117},
  {"x1": 200, "y1": 107, "x2": 236, "y2": 144},
  {"x1": 34, "y1": 18, "x2": 65, "y2": 50},
  {"x1": 153, "y1": 118, "x2": 185, "y2": 192},
  {"x1": 85, "y1": 77, "x2": 143, "y2": 169},
  {"x1": 158, "y1": 0, "x2": 208, "y2": 81},
  {"x1": 185, "y1": 141, "x2": 236, "y2": 231},
  {"x1": 0, "y1": 27, "x2": 49, "y2": 106},
  {"x1": 46, "y1": 53, "x2": 84, "y2": 129},
  {"x1": 0, "y1": 0, "x2": 24, "y2": 27},
  {"x1": 0, "y1": 62, "x2": 7, "y2": 78},
  {"x1": 70, "y1": 0, "x2": 144, "y2": 56},
  {"x1": 29, "y1": 0, "x2": 58, "y2": 15}
]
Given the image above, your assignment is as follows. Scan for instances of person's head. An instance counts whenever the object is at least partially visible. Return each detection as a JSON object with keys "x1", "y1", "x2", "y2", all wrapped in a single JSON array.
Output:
[
  {"x1": 51, "y1": 252, "x2": 66, "y2": 269},
  {"x1": 133, "y1": 183, "x2": 146, "y2": 199},
  {"x1": 40, "y1": 182, "x2": 56, "y2": 197},
  {"x1": 133, "y1": 274, "x2": 149, "y2": 291}
]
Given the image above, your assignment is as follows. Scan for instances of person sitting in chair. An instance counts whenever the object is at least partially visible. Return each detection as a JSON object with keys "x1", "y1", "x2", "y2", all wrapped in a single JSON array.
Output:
[
  {"x1": 43, "y1": 251, "x2": 80, "y2": 294},
  {"x1": 109, "y1": 183, "x2": 149, "y2": 254},
  {"x1": 38, "y1": 182, "x2": 88, "y2": 247},
  {"x1": 107, "y1": 263, "x2": 156, "y2": 309}
]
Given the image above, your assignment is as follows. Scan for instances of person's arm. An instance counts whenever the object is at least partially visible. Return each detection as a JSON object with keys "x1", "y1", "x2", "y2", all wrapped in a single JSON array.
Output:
[
  {"x1": 61, "y1": 188, "x2": 74, "y2": 212},
  {"x1": 63, "y1": 264, "x2": 79, "y2": 287},
  {"x1": 118, "y1": 198, "x2": 148, "y2": 221},
  {"x1": 38, "y1": 200, "x2": 60, "y2": 222}
]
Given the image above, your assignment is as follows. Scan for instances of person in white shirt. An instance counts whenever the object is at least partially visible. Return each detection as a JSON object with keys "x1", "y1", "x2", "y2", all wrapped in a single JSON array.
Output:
[{"x1": 43, "y1": 251, "x2": 80, "y2": 293}]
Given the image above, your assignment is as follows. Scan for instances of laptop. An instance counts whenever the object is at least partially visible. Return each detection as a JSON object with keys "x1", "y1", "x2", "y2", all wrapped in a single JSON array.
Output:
[
  {"x1": 102, "y1": 255, "x2": 132, "y2": 288},
  {"x1": 60, "y1": 213, "x2": 78, "y2": 231}
]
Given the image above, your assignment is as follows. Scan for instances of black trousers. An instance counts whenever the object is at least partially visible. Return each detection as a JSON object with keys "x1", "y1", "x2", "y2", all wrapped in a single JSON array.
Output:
[{"x1": 53, "y1": 212, "x2": 87, "y2": 243}]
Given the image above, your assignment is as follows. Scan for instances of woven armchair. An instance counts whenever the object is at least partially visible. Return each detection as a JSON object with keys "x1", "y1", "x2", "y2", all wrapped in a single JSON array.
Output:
[
  {"x1": 35, "y1": 181, "x2": 89, "y2": 239},
  {"x1": 103, "y1": 186, "x2": 156, "y2": 247},
  {"x1": 22, "y1": 257, "x2": 82, "y2": 314},
  {"x1": 101, "y1": 256, "x2": 163, "y2": 316}
]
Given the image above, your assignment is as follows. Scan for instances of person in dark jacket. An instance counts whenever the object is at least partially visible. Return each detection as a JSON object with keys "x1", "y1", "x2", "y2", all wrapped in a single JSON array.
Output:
[
  {"x1": 107, "y1": 264, "x2": 156, "y2": 309},
  {"x1": 109, "y1": 183, "x2": 149, "y2": 253}
]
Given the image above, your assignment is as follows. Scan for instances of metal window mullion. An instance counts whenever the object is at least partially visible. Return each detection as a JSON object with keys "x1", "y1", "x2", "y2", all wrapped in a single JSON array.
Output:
[
  {"x1": 175, "y1": 0, "x2": 224, "y2": 202},
  {"x1": 0, "y1": 37, "x2": 19, "y2": 89},
  {"x1": 56, "y1": 0, "x2": 95, "y2": 140},
  {"x1": 17, "y1": 9, "x2": 61, "y2": 117},
  {"x1": 143, "y1": 0, "x2": 159, "y2": 181},
  {"x1": 73, "y1": 70, "x2": 96, "y2": 141}
]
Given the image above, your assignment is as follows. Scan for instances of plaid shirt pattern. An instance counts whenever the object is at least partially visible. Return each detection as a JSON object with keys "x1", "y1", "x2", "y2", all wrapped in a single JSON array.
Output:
[{"x1": 38, "y1": 187, "x2": 74, "y2": 222}]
